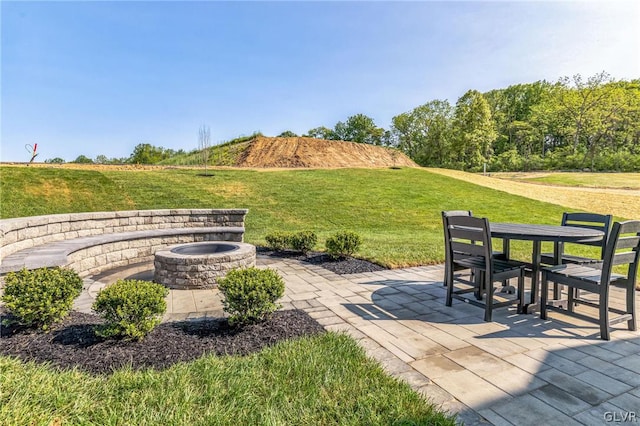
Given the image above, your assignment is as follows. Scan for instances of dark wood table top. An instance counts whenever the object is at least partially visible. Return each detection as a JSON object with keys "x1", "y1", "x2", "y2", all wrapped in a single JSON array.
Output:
[{"x1": 490, "y1": 223, "x2": 604, "y2": 243}]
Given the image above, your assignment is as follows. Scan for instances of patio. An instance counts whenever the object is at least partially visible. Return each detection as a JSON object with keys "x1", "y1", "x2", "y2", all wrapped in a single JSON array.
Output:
[{"x1": 80, "y1": 254, "x2": 640, "y2": 426}]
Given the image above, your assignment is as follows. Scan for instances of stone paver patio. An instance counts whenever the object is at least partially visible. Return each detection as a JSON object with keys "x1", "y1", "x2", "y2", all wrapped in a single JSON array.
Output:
[{"x1": 79, "y1": 255, "x2": 640, "y2": 426}]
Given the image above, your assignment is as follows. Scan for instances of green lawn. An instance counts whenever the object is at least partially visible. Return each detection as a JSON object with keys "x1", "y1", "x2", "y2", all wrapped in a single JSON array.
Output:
[
  {"x1": 2, "y1": 166, "x2": 618, "y2": 267},
  {"x1": 0, "y1": 165, "x2": 633, "y2": 424},
  {"x1": 1, "y1": 333, "x2": 455, "y2": 425}
]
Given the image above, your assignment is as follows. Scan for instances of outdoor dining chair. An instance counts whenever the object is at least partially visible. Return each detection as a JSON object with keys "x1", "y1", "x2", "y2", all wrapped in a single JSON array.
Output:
[
  {"x1": 441, "y1": 210, "x2": 506, "y2": 291},
  {"x1": 540, "y1": 212, "x2": 612, "y2": 266},
  {"x1": 442, "y1": 210, "x2": 474, "y2": 289},
  {"x1": 444, "y1": 215, "x2": 526, "y2": 322},
  {"x1": 540, "y1": 212, "x2": 612, "y2": 300},
  {"x1": 540, "y1": 220, "x2": 640, "y2": 340}
]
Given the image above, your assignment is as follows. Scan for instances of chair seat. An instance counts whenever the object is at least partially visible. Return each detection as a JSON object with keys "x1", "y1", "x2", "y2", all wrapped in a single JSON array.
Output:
[
  {"x1": 456, "y1": 256, "x2": 526, "y2": 273},
  {"x1": 543, "y1": 264, "x2": 626, "y2": 285},
  {"x1": 540, "y1": 252, "x2": 603, "y2": 265}
]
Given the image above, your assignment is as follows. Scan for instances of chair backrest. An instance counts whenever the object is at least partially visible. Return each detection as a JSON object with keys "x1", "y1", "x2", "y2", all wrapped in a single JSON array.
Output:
[
  {"x1": 600, "y1": 220, "x2": 640, "y2": 285},
  {"x1": 442, "y1": 210, "x2": 473, "y2": 262},
  {"x1": 562, "y1": 212, "x2": 613, "y2": 259},
  {"x1": 445, "y1": 215, "x2": 493, "y2": 270}
]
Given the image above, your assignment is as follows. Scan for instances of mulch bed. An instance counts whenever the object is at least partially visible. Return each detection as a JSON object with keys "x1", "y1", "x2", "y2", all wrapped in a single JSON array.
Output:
[
  {"x1": 0, "y1": 309, "x2": 325, "y2": 375},
  {"x1": 257, "y1": 247, "x2": 387, "y2": 275},
  {"x1": 1, "y1": 250, "x2": 382, "y2": 375}
]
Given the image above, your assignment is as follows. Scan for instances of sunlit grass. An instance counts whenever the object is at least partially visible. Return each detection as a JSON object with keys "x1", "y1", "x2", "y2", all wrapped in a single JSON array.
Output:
[
  {"x1": 494, "y1": 172, "x2": 640, "y2": 190},
  {"x1": 1, "y1": 166, "x2": 625, "y2": 267},
  {"x1": 0, "y1": 333, "x2": 456, "y2": 426}
]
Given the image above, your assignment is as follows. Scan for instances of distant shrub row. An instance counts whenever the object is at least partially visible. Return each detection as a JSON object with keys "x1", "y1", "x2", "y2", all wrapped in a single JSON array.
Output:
[{"x1": 265, "y1": 230, "x2": 362, "y2": 259}]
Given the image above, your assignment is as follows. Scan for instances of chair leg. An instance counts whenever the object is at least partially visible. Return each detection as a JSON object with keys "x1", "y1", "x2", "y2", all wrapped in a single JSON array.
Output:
[
  {"x1": 540, "y1": 271, "x2": 549, "y2": 320},
  {"x1": 517, "y1": 273, "x2": 525, "y2": 314},
  {"x1": 445, "y1": 267, "x2": 454, "y2": 307},
  {"x1": 567, "y1": 285, "x2": 575, "y2": 313},
  {"x1": 599, "y1": 299, "x2": 611, "y2": 341},
  {"x1": 627, "y1": 282, "x2": 637, "y2": 332},
  {"x1": 484, "y1": 280, "x2": 494, "y2": 322}
]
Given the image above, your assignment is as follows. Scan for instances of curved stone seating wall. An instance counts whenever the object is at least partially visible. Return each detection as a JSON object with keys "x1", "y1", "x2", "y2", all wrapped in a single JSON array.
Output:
[{"x1": 0, "y1": 209, "x2": 247, "y2": 277}]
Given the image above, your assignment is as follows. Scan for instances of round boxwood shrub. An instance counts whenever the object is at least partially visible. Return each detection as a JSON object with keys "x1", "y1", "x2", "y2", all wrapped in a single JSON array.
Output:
[
  {"x1": 92, "y1": 279, "x2": 168, "y2": 341},
  {"x1": 1, "y1": 267, "x2": 83, "y2": 331},
  {"x1": 325, "y1": 231, "x2": 362, "y2": 259},
  {"x1": 217, "y1": 267, "x2": 285, "y2": 326},
  {"x1": 265, "y1": 231, "x2": 292, "y2": 251},
  {"x1": 290, "y1": 231, "x2": 318, "y2": 254}
]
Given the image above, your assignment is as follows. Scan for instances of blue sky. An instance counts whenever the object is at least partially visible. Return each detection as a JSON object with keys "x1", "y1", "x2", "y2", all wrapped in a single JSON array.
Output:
[{"x1": 1, "y1": 1, "x2": 638, "y2": 162}]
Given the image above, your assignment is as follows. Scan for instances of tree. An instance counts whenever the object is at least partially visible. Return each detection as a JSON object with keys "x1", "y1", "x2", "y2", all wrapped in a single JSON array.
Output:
[
  {"x1": 333, "y1": 114, "x2": 384, "y2": 145},
  {"x1": 390, "y1": 100, "x2": 453, "y2": 166},
  {"x1": 72, "y1": 155, "x2": 94, "y2": 164},
  {"x1": 127, "y1": 143, "x2": 170, "y2": 164},
  {"x1": 277, "y1": 130, "x2": 298, "y2": 137},
  {"x1": 199, "y1": 125, "x2": 211, "y2": 175},
  {"x1": 305, "y1": 126, "x2": 337, "y2": 140},
  {"x1": 451, "y1": 90, "x2": 497, "y2": 170},
  {"x1": 45, "y1": 157, "x2": 65, "y2": 164},
  {"x1": 95, "y1": 155, "x2": 109, "y2": 164}
]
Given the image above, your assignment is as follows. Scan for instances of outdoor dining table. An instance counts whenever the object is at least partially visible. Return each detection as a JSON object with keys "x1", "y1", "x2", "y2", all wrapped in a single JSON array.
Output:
[{"x1": 490, "y1": 222, "x2": 605, "y2": 314}]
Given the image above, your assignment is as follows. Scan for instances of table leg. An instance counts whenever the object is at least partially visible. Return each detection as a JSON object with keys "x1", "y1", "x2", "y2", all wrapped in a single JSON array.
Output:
[
  {"x1": 548, "y1": 240, "x2": 569, "y2": 309},
  {"x1": 522, "y1": 241, "x2": 541, "y2": 314},
  {"x1": 553, "y1": 241, "x2": 561, "y2": 300}
]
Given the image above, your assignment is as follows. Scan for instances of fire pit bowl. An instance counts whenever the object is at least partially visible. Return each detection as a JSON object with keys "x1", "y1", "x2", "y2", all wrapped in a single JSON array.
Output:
[{"x1": 153, "y1": 242, "x2": 256, "y2": 289}]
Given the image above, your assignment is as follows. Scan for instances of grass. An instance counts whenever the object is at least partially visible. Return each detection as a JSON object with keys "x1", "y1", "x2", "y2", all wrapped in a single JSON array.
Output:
[
  {"x1": 0, "y1": 165, "x2": 636, "y2": 423},
  {"x1": 0, "y1": 333, "x2": 456, "y2": 425},
  {"x1": 3, "y1": 166, "x2": 623, "y2": 268},
  {"x1": 494, "y1": 172, "x2": 640, "y2": 190}
]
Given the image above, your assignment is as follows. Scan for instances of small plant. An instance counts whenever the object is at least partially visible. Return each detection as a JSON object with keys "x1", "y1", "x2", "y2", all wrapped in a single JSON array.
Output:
[
  {"x1": 265, "y1": 231, "x2": 292, "y2": 251},
  {"x1": 289, "y1": 231, "x2": 318, "y2": 254},
  {"x1": 325, "y1": 231, "x2": 362, "y2": 259},
  {"x1": 92, "y1": 279, "x2": 168, "y2": 340},
  {"x1": 217, "y1": 267, "x2": 285, "y2": 326},
  {"x1": 1, "y1": 267, "x2": 83, "y2": 331}
]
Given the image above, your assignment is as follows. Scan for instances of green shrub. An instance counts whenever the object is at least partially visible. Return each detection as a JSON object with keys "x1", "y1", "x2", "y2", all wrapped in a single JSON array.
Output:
[
  {"x1": 217, "y1": 267, "x2": 285, "y2": 326},
  {"x1": 325, "y1": 231, "x2": 362, "y2": 259},
  {"x1": 1, "y1": 267, "x2": 83, "y2": 331},
  {"x1": 92, "y1": 279, "x2": 168, "y2": 340},
  {"x1": 290, "y1": 231, "x2": 317, "y2": 254},
  {"x1": 265, "y1": 231, "x2": 292, "y2": 251}
]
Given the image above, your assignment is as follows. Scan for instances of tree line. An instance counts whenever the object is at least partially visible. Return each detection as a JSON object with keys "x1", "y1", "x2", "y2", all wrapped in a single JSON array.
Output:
[
  {"x1": 51, "y1": 72, "x2": 639, "y2": 172},
  {"x1": 290, "y1": 72, "x2": 639, "y2": 172}
]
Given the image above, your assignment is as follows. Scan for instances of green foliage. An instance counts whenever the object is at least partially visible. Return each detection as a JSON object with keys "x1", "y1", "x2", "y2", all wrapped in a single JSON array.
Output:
[
  {"x1": 333, "y1": 113, "x2": 385, "y2": 145},
  {"x1": 217, "y1": 267, "x2": 285, "y2": 326},
  {"x1": 325, "y1": 231, "x2": 362, "y2": 259},
  {"x1": 277, "y1": 130, "x2": 298, "y2": 137},
  {"x1": 265, "y1": 231, "x2": 317, "y2": 254},
  {"x1": 72, "y1": 154, "x2": 94, "y2": 164},
  {"x1": 44, "y1": 157, "x2": 66, "y2": 164},
  {"x1": 0, "y1": 333, "x2": 456, "y2": 425},
  {"x1": 265, "y1": 231, "x2": 292, "y2": 251},
  {"x1": 92, "y1": 279, "x2": 168, "y2": 340},
  {"x1": 289, "y1": 231, "x2": 318, "y2": 254},
  {"x1": 128, "y1": 143, "x2": 180, "y2": 164},
  {"x1": 305, "y1": 126, "x2": 337, "y2": 140},
  {"x1": 1, "y1": 267, "x2": 83, "y2": 331}
]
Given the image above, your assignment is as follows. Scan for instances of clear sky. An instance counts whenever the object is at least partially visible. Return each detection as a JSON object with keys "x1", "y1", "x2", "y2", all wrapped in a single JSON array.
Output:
[{"x1": 1, "y1": 1, "x2": 638, "y2": 162}]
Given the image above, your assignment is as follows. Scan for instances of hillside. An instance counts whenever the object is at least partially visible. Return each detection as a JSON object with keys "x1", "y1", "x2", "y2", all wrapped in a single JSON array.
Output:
[{"x1": 235, "y1": 136, "x2": 417, "y2": 168}]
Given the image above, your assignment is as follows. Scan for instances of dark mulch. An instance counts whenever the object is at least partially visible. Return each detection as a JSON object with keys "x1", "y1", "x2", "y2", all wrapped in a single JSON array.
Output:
[
  {"x1": 256, "y1": 247, "x2": 387, "y2": 275},
  {"x1": 0, "y1": 309, "x2": 325, "y2": 375}
]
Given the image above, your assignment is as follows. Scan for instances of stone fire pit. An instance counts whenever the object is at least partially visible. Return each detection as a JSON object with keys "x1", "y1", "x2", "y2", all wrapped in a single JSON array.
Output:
[{"x1": 153, "y1": 242, "x2": 256, "y2": 289}]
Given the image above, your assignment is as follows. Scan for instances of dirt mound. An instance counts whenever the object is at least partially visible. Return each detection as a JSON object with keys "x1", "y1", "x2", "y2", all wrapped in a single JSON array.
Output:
[{"x1": 235, "y1": 136, "x2": 417, "y2": 168}]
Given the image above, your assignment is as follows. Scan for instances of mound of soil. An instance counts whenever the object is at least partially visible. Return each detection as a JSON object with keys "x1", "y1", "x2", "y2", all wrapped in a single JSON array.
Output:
[
  {"x1": 0, "y1": 309, "x2": 325, "y2": 375},
  {"x1": 236, "y1": 136, "x2": 417, "y2": 168}
]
